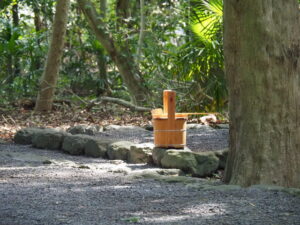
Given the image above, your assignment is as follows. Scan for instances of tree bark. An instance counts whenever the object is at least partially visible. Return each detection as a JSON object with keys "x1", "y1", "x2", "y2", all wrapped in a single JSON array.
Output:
[
  {"x1": 223, "y1": 0, "x2": 300, "y2": 188},
  {"x1": 35, "y1": 0, "x2": 70, "y2": 111},
  {"x1": 96, "y1": 0, "x2": 110, "y2": 96},
  {"x1": 115, "y1": 0, "x2": 130, "y2": 29},
  {"x1": 12, "y1": 1, "x2": 20, "y2": 78},
  {"x1": 33, "y1": 6, "x2": 43, "y2": 32},
  {"x1": 136, "y1": 0, "x2": 145, "y2": 64},
  {"x1": 100, "y1": 0, "x2": 107, "y2": 18},
  {"x1": 32, "y1": 4, "x2": 44, "y2": 72},
  {"x1": 77, "y1": 0, "x2": 149, "y2": 104}
]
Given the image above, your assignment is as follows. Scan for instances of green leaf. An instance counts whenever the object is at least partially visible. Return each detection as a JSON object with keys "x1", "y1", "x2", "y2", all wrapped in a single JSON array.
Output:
[{"x1": 121, "y1": 217, "x2": 140, "y2": 223}]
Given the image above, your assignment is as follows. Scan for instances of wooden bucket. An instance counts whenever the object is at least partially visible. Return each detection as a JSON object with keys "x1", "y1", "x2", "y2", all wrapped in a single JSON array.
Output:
[{"x1": 152, "y1": 90, "x2": 187, "y2": 149}]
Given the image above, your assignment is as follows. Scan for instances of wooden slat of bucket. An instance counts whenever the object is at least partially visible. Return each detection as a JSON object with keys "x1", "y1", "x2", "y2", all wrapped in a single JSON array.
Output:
[
  {"x1": 153, "y1": 118, "x2": 187, "y2": 148},
  {"x1": 164, "y1": 90, "x2": 176, "y2": 121},
  {"x1": 156, "y1": 90, "x2": 183, "y2": 148},
  {"x1": 166, "y1": 91, "x2": 177, "y2": 146},
  {"x1": 152, "y1": 90, "x2": 219, "y2": 148}
]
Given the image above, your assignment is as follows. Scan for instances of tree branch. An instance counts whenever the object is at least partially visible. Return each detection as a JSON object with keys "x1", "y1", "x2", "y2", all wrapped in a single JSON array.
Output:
[{"x1": 87, "y1": 97, "x2": 151, "y2": 112}]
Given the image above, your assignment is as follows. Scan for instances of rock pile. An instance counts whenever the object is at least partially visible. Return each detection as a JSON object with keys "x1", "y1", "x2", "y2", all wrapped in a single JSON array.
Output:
[{"x1": 13, "y1": 126, "x2": 228, "y2": 177}]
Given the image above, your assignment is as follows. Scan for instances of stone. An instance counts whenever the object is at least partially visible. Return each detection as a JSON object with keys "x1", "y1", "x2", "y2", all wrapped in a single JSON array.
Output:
[
  {"x1": 67, "y1": 125, "x2": 103, "y2": 135},
  {"x1": 156, "y1": 176, "x2": 200, "y2": 184},
  {"x1": 155, "y1": 168, "x2": 184, "y2": 176},
  {"x1": 77, "y1": 165, "x2": 90, "y2": 169},
  {"x1": 186, "y1": 124, "x2": 214, "y2": 131},
  {"x1": 107, "y1": 141, "x2": 134, "y2": 160},
  {"x1": 32, "y1": 129, "x2": 66, "y2": 150},
  {"x1": 108, "y1": 168, "x2": 130, "y2": 175},
  {"x1": 143, "y1": 124, "x2": 153, "y2": 131},
  {"x1": 193, "y1": 152, "x2": 219, "y2": 176},
  {"x1": 214, "y1": 148, "x2": 229, "y2": 169},
  {"x1": 128, "y1": 143, "x2": 154, "y2": 164},
  {"x1": 283, "y1": 188, "x2": 300, "y2": 197},
  {"x1": 42, "y1": 160, "x2": 52, "y2": 164},
  {"x1": 130, "y1": 168, "x2": 183, "y2": 179},
  {"x1": 62, "y1": 134, "x2": 93, "y2": 155},
  {"x1": 14, "y1": 127, "x2": 43, "y2": 145},
  {"x1": 215, "y1": 124, "x2": 229, "y2": 129},
  {"x1": 84, "y1": 138, "x2": 113, "y2": 158},
  {"x1": 158, "y1": 149, "x2": 219, "y2": 177},
  {"x1": 161, "y1": 150, "x2": 197, "y2": 172},
  {"x1": 152, "y1": 147, "x2": 168, "y2": 166},
  {"x1": 105, "y1": 125, "x2": 145, "y2": 132}
]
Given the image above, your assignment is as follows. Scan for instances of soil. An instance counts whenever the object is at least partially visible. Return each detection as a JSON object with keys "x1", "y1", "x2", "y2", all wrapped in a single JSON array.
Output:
[{"x1": 1, "y1": 138, "x2": 300, "y2": 225}]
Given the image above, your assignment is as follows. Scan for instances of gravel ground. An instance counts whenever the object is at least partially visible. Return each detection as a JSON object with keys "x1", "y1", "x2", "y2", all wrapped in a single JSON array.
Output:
[
  {"x1": 97, "y1": 125, "x2": 229, "y2": 152},
  {"x1": 1, "y1": 143, "x2": 300, "y2": 225}
]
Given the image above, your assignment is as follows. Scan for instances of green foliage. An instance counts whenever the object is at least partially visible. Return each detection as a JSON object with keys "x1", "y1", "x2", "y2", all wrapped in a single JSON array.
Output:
[
  {"x1": 0, "y1": 6, "x2": 47, "y2": 101},
  {"x1": 181, "y1": 0, "x2": 225, "y2": 111},
  {"x1": 139, "y1": 0, "x2": 226, "y2": 111},
  {"x1": 0, "y1": 0, "x2": 227, "y2": 112},
  {"x1": 191, "y1": 0, "x2": 223, "y2": 45},
  {"x1": 121, "y1": 216, "x2": 140, "y2": 223}
]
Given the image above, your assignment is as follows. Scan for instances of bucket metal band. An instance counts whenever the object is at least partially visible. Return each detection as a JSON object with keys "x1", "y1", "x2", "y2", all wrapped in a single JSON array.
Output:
[{"x1": 154, "y1": 129, "x2": 186, "y2": 132}]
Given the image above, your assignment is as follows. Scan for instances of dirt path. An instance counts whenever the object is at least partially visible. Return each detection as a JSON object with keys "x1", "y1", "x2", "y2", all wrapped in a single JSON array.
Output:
[{"x1": 0, "y1": 144, "x2": 299, "y2": 225}]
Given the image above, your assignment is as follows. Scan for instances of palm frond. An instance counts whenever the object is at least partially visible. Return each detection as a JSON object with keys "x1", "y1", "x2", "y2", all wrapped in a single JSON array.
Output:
[{"x1": 190, "y1": 0, "x2": 223, "y2": 45}]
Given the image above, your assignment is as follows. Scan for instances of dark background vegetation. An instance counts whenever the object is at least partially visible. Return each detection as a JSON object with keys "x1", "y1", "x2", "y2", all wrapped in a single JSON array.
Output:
[{"x1": 0, "y1": 0, "x2": 225, "y2": 112}]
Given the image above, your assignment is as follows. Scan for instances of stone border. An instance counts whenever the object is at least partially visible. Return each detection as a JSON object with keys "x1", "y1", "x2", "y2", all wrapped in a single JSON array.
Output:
[{"x1": 13, "y1": 127, "x2": 228, "y2": 177}]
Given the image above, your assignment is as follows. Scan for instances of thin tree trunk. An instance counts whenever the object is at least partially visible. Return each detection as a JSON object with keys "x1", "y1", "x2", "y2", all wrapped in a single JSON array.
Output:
[
  {"x1": 12, "y1": 2, "x2": 20, "y2": 78},
  {"x1": 35, "y1": 0, "x2": 70, "y2": 111},
  {"x1": 96, "y1": 0, "x2": 110, "y2": 96},
  {"x1": 12, "y1": 3, "x2": 19, "y2": 27},
  {"x1": 96, "y1": 50, "x2": 112, "y2": 96},
  {"x1": 115, "y1": 0, "x2": 130, "y2": 30},
  {"x1": 6, "y1": 11, "x2": 13, "y2": 84},
  {"x1": 33, "y1": 7, "x2": 43, "y2": 33},
  {"x1": 33, "y1": 5, "x2": 43, "y2": 71},
  {"x1": 100, "y1": 0, "x2": 106, "y2": 18},
  {"x1": 223, "y1": 0, "x2": 300, "y2": 188},
  {"x1": 136, "y1": 0, "x2": 145, "y2": 64},
  {"x1": 77, "y1": 0, "x2": 149, "y2": 104}
]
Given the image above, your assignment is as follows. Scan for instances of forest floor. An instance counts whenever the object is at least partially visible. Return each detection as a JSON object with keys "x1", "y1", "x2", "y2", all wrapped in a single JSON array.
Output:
[
  {"x1": 1, "y1": 143, "x2": 300, "y2": 225},
  {"x1": 0, "y1": 106, "x2": 300, "y2": 225},
  {"x1": 0, "y1": 104, "x2": 225, "y2": 143},
  {"x1": 0, "y1": 105, "x2": 151, "y2": 142}
]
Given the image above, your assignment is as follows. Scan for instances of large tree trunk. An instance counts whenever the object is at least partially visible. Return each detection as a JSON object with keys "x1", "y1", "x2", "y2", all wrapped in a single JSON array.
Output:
[
  {"x1": 77, "y1": 0, "x2": 149, "y2": 104},
  {"x1": 35, "y1": 0, "x2": 70, "y2": 111},
  {"x1": 223, "y1": 0, "x2": 300, "y2": 188}
]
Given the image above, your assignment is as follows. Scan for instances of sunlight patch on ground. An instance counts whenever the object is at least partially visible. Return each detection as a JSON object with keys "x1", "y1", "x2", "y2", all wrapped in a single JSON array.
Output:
[
  {"x1": 144, "y1": 215, "x2": 196, "y2": 223},
  {"x1": 144, "y1": 203, "x2": 227, "y2": 223},
  {"x1": 183, "y1": 203, "x2": 227, "y2": 216}
]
